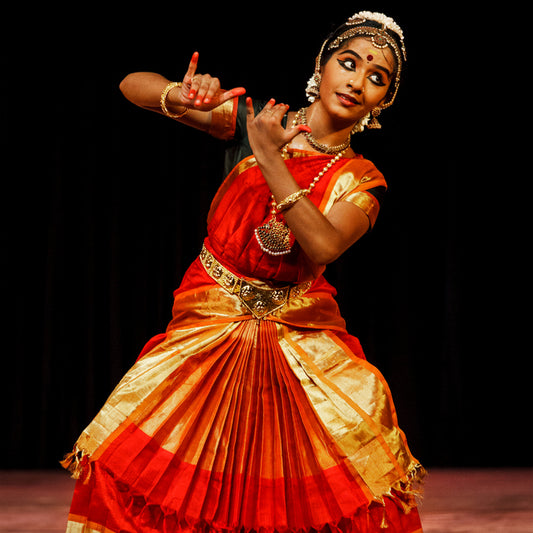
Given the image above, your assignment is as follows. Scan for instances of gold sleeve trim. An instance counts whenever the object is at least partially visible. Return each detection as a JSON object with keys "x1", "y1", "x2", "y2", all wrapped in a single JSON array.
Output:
[
  {"x1": 207, "y1": 98, "x2": 238, "y2": 140},
  {"x1": 317, "y1": 163, "x2": 385, "y2": 230},
  {"x1": 343, "y1": 190, "x2": 380, "y2": 228}
]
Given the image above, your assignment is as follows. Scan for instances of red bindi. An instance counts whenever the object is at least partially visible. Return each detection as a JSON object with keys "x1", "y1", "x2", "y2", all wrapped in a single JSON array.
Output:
[{"x1": 367, "y1": 54, "x2": 374, "y2": 61}]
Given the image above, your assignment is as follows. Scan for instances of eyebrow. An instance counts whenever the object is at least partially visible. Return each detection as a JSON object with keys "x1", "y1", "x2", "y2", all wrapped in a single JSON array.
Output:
[{"x1": 339, "y1": 49, "x2": 392, "y2": 80}]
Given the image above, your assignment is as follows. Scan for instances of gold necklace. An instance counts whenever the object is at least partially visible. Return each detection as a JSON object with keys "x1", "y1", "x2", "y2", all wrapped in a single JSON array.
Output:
[
  {"x1": 254, "y1": 136, "x2": 347, "y2": 256},
  {"x1": 295, "y1": 107, "x2": 352, "y2": 154}
]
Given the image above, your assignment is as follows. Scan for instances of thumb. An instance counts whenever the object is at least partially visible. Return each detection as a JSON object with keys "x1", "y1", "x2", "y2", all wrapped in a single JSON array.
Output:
[
  {"x1": 245, "y1": 96, "x2": 255, "y2": 121},
  {"x1": 285, "y1": 124, "x2": 311, "y2": 143}
]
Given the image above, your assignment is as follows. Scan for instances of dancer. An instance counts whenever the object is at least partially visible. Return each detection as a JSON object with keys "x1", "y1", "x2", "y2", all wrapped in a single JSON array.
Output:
[{"x1": 63, "y1": 11, "x2": 424, "y2": 533}]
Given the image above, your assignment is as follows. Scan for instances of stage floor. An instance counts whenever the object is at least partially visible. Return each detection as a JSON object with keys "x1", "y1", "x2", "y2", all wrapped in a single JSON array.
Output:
[{"x1": 1, "y1": 469, "x2": 532, "y2": 532}]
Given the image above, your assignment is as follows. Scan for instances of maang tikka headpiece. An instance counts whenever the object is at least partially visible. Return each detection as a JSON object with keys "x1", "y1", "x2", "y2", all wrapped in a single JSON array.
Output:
[{"x1": 306, "y1": 11, "x2": 407, "y2": 130}]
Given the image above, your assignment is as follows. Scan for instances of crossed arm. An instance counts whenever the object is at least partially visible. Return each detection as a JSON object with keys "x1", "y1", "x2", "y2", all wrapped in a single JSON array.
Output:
[{"x1": 119, "y1": 52, "x2": 370, "y2": 266}]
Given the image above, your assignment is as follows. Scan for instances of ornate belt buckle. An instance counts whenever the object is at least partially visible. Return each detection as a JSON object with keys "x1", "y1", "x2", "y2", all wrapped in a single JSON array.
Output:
[
  {"x1": 239, "y1": 282, "x2": 289, "y2": 319},
  {"x1": 200, "y1": 244, "x2": 310, "y2": 320}
]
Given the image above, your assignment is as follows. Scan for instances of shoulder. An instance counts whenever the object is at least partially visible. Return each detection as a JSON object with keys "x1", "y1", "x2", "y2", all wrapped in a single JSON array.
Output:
[
  {"x1": 320, "y1": 155, "x2": 387, "y2": 229},
  {"x1": 337, "y1": 155, "x2": 387, "y2": 191}
]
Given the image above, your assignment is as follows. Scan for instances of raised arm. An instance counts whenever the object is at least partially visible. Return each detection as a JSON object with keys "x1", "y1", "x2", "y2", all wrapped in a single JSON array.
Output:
[
  {"x1": 246, "y1": 98, "x2": 370, "y2": 266},
  {"x1": 119, "y1": 52, "x2": 246, "y2": 133}
]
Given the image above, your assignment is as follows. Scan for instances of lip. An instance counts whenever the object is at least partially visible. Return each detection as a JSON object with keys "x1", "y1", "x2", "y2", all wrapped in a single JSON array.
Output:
[{"x1": 336, "y1": 92, "x2": 361, "y2": 106}]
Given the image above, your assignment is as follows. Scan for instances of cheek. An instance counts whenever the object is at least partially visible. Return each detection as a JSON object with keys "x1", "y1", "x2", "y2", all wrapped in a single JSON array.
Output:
[{"x1": 363, "y1": 83, "x2": 390, "y2": 107}]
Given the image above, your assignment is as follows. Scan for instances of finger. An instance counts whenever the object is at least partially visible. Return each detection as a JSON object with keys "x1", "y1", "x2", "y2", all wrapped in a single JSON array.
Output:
[
  {"x1": 271, "y1": 103, "x2": 290, "y2": 120},
  {"x1": 184, "y1": 51, "x2": 199, "y2": 81},
  {"x1": 201, "y1": 78, "x2": 220, "y2": 105},
  {"x1": 260, "y1": 98, "x2": 276, "y2": 114},
  {"x1": 196, "y1": 75, "x2": 221, "y2": 106},
  {"x1": 219, "y1": 87, "x2": 246, "y2": 104},
  {"x1": 184, "y1": 52, "x2": 200, "y2": 99},
  {"x1": 193, "y1": 74, "x2": 213, "y2": 106},
  {"x1": 245, "y1": 96, "x2": 255, "y2": 120},
  {"x1": 285, "y1": 124, "x2": 312, "y2": 144}
]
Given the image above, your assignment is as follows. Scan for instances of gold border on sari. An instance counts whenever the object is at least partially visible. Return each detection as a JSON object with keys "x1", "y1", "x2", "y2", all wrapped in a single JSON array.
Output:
[{"x1": 279, "y1": 326, "x2": 421, "y2": 500}]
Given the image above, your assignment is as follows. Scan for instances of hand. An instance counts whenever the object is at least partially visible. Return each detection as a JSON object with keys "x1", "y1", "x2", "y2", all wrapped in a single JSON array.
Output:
[
  {"x1": 245, "y1": 97, "x2": 311, "y2": 158},
  {"x1": 172, "y1": 51, "x2": 246, "y2": 110}
]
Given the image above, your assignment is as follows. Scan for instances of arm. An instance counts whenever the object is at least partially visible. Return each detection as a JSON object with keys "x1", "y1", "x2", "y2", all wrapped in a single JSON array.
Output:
[
  {"x1": 119, "y1": 52, "x2": 245, "y2": 133},
  {"x1": 246, "y1": 98, "x2": 370, "y2": 266}
]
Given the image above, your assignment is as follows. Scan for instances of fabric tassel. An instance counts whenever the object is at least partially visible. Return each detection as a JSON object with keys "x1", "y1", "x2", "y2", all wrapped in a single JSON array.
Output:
[
  {"x1": 60, "y1": 446, "x2": 91, "y2": 483},
  {"x1": 378, "y1": 500, "x2": 388, "y2": 529}
]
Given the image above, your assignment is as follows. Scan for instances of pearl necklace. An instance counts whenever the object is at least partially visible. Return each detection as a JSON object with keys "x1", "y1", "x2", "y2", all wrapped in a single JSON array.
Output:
[{"x1": 254, "y1": 118, "x2": 348, "y2": 256}]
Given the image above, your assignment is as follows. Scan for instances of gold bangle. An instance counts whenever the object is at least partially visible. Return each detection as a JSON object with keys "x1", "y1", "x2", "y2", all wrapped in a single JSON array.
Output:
[
  {"x1": 276, "y1": 189, "x2": 308, "y2": 212},
  {"x1": 160, "y1": 82, "x2": 189, "y2": 119}
]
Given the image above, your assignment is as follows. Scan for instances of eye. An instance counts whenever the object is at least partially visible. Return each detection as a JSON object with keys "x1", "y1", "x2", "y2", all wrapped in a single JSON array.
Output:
[
  {"x1": 369, "y1": 72, "x2": 386, "y2": 86},
  {"x1": 337, "y1": 57, "x2": 356, "y2": 71}
]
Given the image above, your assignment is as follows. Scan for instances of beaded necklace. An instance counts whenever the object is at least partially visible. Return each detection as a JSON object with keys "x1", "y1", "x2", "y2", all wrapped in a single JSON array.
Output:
[
  {"x1": 254, "y1": 109, "x2": 349, "y2": 256},
  {"x1": 295, "y1": 107, "x2": 352, "y2": 154}
]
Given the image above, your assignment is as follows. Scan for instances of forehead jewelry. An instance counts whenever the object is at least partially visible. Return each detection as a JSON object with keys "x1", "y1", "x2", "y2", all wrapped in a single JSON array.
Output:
[{"x1": 306, "y1": 11, "x2": 406, "y2": 109}]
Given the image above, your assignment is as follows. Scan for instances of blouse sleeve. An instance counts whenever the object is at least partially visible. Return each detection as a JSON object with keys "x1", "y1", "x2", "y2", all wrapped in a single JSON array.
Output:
[
  {"x1": 207, "y1": 97, "x2": 239, "y2": 140},
  {"x1": 322, "y1": 158, "x2": 387, "y2": 229},
  {"x1": 207, "y1": 96, "x2": 269, "y2": 141}
]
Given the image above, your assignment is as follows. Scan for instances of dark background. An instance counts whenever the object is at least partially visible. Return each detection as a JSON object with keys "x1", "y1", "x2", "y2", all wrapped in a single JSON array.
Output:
[{"x1": 3, "y1": 3, "x2": 532, "y2": 470}]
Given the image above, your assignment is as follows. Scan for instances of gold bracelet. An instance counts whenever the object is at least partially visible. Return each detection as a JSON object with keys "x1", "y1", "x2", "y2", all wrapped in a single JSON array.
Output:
[
  {"x1": 160, "y1": 82, "x2": 189, "y2": 119},
  {"x1": 276, "y1": 189, "x2": 308, "y2": 212}
]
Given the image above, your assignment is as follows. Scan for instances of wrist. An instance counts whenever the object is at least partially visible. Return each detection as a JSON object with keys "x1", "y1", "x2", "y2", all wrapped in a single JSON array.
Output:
[
  {"x1": 166, "y1": 85, "x2": 185, "y2": 107},
  {"x1": 253, "y1": 145, "x2": 285, "y2": 166},
  {"x1": 160, "y1": 82, "x2": 188, "y2": 119}
]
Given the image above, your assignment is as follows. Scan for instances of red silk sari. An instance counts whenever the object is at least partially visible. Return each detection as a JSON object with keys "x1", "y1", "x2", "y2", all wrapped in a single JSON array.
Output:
[{"x1": 62, "y1": 148, "x2": 424, "y2": 533}]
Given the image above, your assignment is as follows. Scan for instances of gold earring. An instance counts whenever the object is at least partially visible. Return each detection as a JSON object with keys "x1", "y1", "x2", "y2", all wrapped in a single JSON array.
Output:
[
  {"x1": 305, "y1": 72, "x2": 321, "y2": 103},
  {"x1": 367, "y1": 107, "x2": 382, "y2": 129}
]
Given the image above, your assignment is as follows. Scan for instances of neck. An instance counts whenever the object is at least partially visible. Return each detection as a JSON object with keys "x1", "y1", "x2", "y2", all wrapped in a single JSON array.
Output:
[{"x1": 307, "y1": 102, "x2": 354, "y2": 146}]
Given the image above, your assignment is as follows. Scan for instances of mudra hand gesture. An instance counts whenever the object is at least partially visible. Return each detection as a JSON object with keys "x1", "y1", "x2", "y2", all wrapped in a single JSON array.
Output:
[
  {"x1": 173, "y1": 51, "x2": 246, "y2": 111},
  {"x1": 245, "y1": 98, "x2": 311, "y2": 157}
]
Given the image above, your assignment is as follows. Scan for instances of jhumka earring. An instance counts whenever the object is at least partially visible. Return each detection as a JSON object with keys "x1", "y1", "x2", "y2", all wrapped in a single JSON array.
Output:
[
  {"x1": 367, "y1": 107, "x2": 382, "y2": 129},
  {"x1": 351, "y1": 112, "x2": 371, "y2": 133},
  {"x1": 305, "y1": 40, "x2": 328, "y2": 103},
  {"x1": 305, "y1": 72, "x2": 321, "y2": 103}
]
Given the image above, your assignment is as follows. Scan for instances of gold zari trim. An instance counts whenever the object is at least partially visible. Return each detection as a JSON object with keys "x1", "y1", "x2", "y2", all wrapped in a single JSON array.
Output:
[
  {"x1": 200, "y1": 245, "x2": 311, "y2": 319},
  {"x1": 207, "y1": 98, "x2": 236, "y2": 140}
]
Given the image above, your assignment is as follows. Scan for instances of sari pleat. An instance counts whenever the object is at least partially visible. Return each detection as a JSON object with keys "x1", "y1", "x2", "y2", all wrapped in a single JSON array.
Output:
[{"x1": 64, "y1": 148, "x2": 424, "y2": 533}]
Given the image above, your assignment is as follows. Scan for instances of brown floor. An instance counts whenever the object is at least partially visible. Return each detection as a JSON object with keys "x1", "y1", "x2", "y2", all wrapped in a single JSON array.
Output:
[{"x1": 0, "y1": 469, "x2": 532, "y2": 532}]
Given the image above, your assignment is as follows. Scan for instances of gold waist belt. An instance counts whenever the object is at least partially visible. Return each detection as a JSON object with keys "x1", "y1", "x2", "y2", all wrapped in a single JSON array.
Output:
[{"x1": 199, "y1": 245, "x2": 312, "y2": 319}]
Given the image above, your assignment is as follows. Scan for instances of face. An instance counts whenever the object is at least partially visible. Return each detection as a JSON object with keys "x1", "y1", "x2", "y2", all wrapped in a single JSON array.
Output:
[{"x1": 318, "y1": 37, "x2": 395, "y2": 125}]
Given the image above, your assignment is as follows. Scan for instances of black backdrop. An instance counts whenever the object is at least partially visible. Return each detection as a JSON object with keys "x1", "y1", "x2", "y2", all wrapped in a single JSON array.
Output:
[{"x1": 3, "y1": 3, "x2": 532, "y2": 470}]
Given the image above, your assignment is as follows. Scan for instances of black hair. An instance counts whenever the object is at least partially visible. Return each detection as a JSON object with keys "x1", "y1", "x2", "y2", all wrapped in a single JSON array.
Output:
[
  {"x1": 318, "y1": 18, "x2": 405, "y2": 105},
  {"x1": 319, "y1": 19, "x2": 403, "y2": 72}
]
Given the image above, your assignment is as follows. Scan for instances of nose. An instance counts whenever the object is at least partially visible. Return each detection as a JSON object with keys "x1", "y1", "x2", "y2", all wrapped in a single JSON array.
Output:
[{"x1": 347, "y1": 73, "x2": 365, "y2": 94}]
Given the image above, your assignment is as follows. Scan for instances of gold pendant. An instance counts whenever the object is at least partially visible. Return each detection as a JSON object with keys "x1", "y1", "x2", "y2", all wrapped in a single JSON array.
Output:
[{"x1": 254, "y1": 217, "x2": 293, "y2": 256}]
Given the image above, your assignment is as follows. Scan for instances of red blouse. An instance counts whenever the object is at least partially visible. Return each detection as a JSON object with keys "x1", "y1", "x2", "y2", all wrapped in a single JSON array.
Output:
[{"x1": 204, "y1": 149, "x2": 387, "y2": 283}]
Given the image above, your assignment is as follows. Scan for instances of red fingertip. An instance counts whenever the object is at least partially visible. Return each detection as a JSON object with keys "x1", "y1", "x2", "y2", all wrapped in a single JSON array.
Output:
[
  {"x1": 191, "y1": 51, "x2": 199, "y2": 62},
  {"x1": 298, "y1": 125, "x2": 312, "y2": 133}
]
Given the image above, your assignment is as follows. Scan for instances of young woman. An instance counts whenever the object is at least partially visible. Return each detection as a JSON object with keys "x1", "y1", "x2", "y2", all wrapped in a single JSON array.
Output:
[{"x1": 62, "y1": 11, "x2": 425, "y2": 533}]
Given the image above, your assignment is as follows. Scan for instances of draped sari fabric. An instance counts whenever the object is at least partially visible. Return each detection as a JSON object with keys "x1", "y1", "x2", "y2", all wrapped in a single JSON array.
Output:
[{"x1": 62, "y1": 147, "x2": 424, "y2": 533}]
